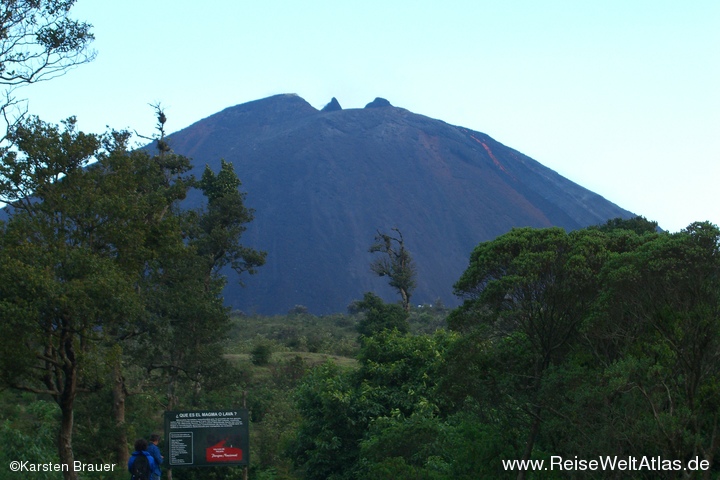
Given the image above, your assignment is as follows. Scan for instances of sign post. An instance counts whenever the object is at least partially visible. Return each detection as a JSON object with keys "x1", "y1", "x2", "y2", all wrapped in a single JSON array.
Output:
[{"x1": 164, "y1": 409, "x2": 249, "y2": 469}]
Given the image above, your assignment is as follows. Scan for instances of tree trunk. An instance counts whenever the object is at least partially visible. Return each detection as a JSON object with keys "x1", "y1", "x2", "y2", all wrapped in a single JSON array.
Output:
[
  {"x1": 400, "y1": 288, "x2": 410, "y2": 312},
  {"x1": 702, "y1": 414, "x2": 718, "y2": 480},
  {"x1": 58, "y1": 365, "x2": 78, "y2": 480},
  {"x1": 167, "y1": 370, "x2": 179, "y2": 411},
  {"x1": 112, "y1": 360, "x2": 129, "y2": 466},
  {"x1": 516, "y1": 404, "x2": 542, "y2": 480}
]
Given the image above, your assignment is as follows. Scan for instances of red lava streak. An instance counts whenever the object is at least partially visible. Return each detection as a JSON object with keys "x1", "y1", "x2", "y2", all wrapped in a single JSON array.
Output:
[{"x1": 470, "y1": 134, "x2": 509, "y2": 175}]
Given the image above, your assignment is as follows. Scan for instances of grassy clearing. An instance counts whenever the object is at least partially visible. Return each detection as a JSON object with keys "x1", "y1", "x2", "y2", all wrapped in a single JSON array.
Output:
[
  {"x1": 224, "y1": 351, "x2": 358, "y2": 369},
  {"x1": 224, "y1": 306, "x2": 449, "y2": 359}
]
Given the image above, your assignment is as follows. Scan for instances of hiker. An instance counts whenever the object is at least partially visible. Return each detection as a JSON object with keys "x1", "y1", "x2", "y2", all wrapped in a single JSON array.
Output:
[
  {"x1": 147, "y1": 433, "x2": 164, "y2": 480},
  {"x1": 128, "y1": 438, "x2": 157, "y2": 480}
]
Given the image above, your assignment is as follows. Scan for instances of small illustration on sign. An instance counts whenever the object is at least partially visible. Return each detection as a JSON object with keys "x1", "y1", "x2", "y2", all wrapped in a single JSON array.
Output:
[{"x1": 206, "y1": 438, "x2": 243, "y2": 463}]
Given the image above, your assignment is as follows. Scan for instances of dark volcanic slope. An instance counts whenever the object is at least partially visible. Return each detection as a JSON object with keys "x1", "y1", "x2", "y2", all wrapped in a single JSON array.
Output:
[{"x1": 167, "y1": 94, "x2": 633, "y2": 314}]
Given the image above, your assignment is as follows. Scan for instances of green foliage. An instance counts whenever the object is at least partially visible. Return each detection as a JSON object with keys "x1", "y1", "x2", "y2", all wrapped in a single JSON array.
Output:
[
  {"x1": 445, "y1": 225, "x2": 649, "y2": 471},
  {"x1": 0, "y1": 395, "x2": 60, "y2": 479},
  {"x1": 192, "y1": 159, "x2": 267, "y2": 283},
  {"x1": 408, "y1": 308, "x2": 447, "y2": 334},
  {"x1": 594, "y1": 215, "x2": 659, "y2": 234},
  {"x1": 227, "y1": 311, "x2": 361, "y2": 358},
  {"x1": 0, "y1": 117, "x2": 167, "y2": 475},
  {"x1": 357, "y1": 410, "x2": 522, "y2": 480},
  {"x1": 447, "y1": 227, "x2": 613, "y2": 457},
  {"x1": 0, "y1": 114, "x2": 265, "y2": 477},
  {"x1": 439, "y1": 221, "x2": 720, "y2": 476},
  {"x1": 576, "y1": 222, "x2": 720, "y2": 464},
  {"x1": 251, "y1": 343, "x2": 274, "y2": 366},
  {"x1": 355, "y1": 292, "x2": 409, "y2": 338},
  {"x1": 357, "y1": 329, "x2": 454, "y2": 416},
  {"x1": 289, "y1": 361, "x2": 361, "y2": 480},
  {"x1": 289, "y1": 329, "x2": 454, "y2": 478}
]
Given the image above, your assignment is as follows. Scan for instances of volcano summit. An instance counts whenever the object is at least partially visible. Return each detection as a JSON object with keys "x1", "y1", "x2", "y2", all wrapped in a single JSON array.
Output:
[{"x1": 165, "y1": 94, "x2": 633, "y2": 314}]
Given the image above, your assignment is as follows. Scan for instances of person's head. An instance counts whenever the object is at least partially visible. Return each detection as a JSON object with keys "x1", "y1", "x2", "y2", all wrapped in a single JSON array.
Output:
[
  {"x1": 134, "y1": 438, "x2": 148, "y2": 452},
  {"x1": 149, "y1": 434, "x2": 160, "y2": 445}
]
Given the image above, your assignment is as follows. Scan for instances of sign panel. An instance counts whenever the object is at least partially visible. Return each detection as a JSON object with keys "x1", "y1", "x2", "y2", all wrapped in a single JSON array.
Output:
[{"x1": 164, "y1": 409, "x2": 249, "y2": 468}]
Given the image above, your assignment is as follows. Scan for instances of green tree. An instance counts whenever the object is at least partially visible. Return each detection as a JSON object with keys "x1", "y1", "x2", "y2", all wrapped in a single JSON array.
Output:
[
  {"x1": 448, "y1": 227, "x2": 613, "y2": 478},
  {"x1": 290, "y1": 361, "x2": 362, "y2": 480},
  {"x1": 357, "y1": 411, "x2": 448, "y2": 480},
  {"x1": 192, "y1": 159, "x2": 266, "y2": 287},
  {"x1": 142, "y1": 158, "x2": 266, "y2": 410},
  {"x1": 290, "y1": 330, "x2": 453, "y2": 479},
  {"x1": 0, "y1": 115, "x2": 265, "y2": 477},
  {"x1": 0, "y1": 117, "x2": 148, "y2": 479},
  {"x1": 139, "y1": 244, "x2": 236, "y2": 410},
  {"x1": 251, "y1": 343, "x2": 273, "y2": 366},
  {"x1": 354, "y1": 292, "x2": 409, "y2": 338},
  {"x1": 356, "y1": 329, "x2": 453, "y2": 417},
  {"x1": 357, "y1": 408, "x2": 522, "y2": 480},
  {"x1": 370, "y1": 227, "x2": 416, "y2": 312},
  {"x1": 584, "y1": 222, "x2": 720, "y2": 471}
]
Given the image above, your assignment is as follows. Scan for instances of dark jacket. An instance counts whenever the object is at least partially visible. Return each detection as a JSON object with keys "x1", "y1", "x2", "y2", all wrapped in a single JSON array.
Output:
[{"x1": 127, "y1": 450, "x2": 157, "y2": 478}]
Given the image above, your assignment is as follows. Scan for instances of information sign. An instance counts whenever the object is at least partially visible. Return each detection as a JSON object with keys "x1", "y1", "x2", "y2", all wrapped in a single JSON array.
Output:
[{"x1": 164, "y1": 409, "x2": 249, "y2": 468}]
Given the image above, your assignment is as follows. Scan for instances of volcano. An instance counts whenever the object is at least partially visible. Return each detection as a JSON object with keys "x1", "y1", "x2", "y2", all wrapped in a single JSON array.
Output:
[{"x1": 165, "y1": 94, "x2": 634, "y2": 314}]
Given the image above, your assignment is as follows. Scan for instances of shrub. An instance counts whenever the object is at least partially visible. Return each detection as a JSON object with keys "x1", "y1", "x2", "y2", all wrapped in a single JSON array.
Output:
[{"x1": 251, "y1": 343, "x2": 273, "y2": 366}]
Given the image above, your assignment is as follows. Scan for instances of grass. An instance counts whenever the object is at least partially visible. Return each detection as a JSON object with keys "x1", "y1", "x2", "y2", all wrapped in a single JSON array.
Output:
[{"x1": 224, "y1": 351, "x2": 358, "y2": 371}]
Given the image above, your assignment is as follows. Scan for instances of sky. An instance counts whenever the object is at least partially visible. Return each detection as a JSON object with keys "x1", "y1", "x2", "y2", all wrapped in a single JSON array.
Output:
[{"x1": 18, "y1": 0, "x2": 720, "y2": 233}]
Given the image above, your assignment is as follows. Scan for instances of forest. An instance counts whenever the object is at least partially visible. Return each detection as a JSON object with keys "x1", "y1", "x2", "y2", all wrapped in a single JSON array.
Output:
[{"x1": 1, "y1": 2, "x2": 720, "y2": 480}]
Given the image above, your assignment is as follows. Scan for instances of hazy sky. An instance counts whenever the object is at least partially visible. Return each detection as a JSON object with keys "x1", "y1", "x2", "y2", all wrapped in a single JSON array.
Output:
[{"x1": 19, "y1": 0, "x2": 719, "y2": 233}]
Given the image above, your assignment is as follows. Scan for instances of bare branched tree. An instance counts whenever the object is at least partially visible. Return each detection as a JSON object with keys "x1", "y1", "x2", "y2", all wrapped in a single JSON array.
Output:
[
  {"x1": 0, "y1": 0, "x2": 95, "y2": 137},
  {"x1": 369, "y1": 227, "x2": 417, "y2": 312}
]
